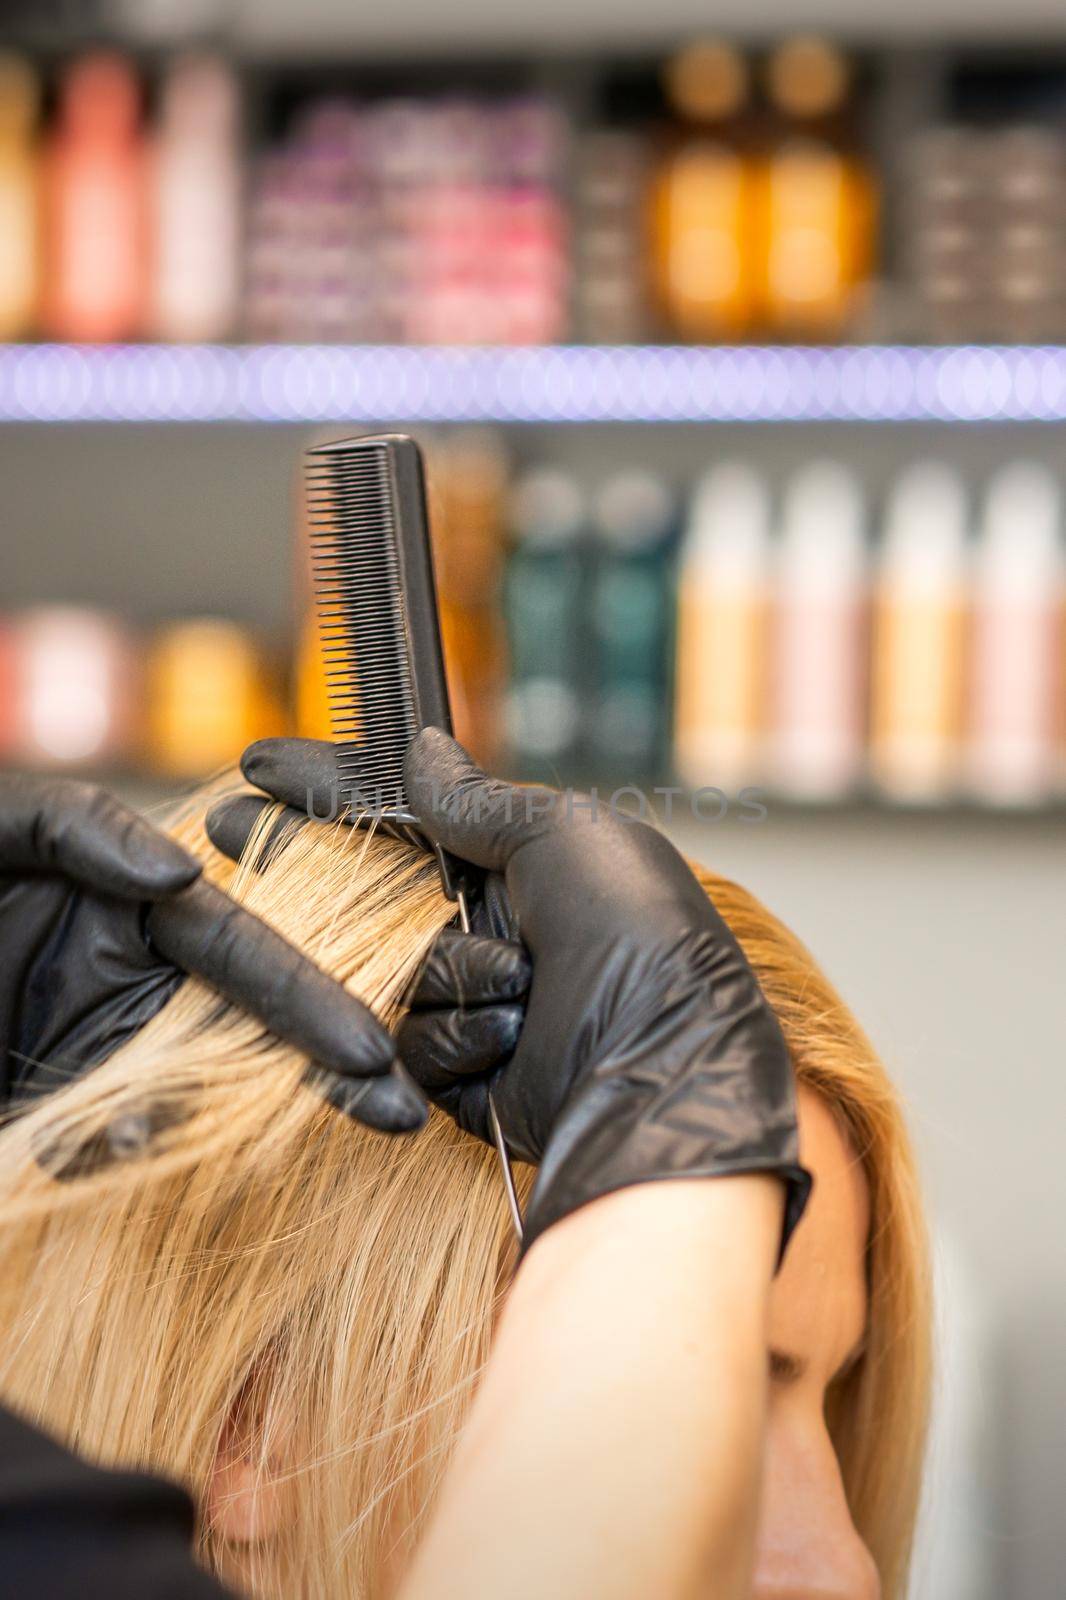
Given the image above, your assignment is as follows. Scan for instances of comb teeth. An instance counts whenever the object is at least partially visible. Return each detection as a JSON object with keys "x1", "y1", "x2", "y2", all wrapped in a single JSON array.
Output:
[{"x1": 306, "y1": 441, "x2": 419, "y2": 813}]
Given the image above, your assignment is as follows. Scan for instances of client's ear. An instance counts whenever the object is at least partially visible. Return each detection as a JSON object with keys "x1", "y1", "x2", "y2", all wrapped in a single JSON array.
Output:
[{"x1": 207, "y1": 1401, "x2": 286, "y2": 1544}]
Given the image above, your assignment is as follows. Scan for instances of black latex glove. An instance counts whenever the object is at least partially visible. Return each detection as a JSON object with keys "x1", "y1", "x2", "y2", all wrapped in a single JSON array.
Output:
[
  {"x1": 205, "y1": 738, "x2": 530, "y2": 1096},
  {"x1": 0, "y1": 773, "x2": 426, "y2": 1138},
  {"x1": 404, "y1": 728, "x2": 812, "y2": 1259}
]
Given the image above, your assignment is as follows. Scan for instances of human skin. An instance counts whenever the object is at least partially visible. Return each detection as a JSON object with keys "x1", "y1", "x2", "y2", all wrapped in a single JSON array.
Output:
[{"x1": 400, "y1": 1173, "x2": 781, "y2": 1600}]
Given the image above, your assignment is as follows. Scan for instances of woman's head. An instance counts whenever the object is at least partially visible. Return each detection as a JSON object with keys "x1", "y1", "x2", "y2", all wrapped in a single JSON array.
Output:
[
  {"x1": 695, "y1": 864, "x2": 931, "y2": 1599},
  {"x1": 760, "y1": 1084, "x2": 880, "y2": 1597},
  {"x1": 0, "y1": 797, "x2": 929, "y2": 1600}
]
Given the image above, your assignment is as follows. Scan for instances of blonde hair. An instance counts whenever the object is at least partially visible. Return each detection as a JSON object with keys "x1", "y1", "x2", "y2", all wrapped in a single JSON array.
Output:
[{"x1": 0, "y1": 789, "x2": 930, "y2": 1600}]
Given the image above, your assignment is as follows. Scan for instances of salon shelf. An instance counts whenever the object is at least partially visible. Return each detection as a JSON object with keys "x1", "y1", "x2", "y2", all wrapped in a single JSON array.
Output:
[{"x1": 6, "y1": 343, "x2": 1066, "y2": 426}]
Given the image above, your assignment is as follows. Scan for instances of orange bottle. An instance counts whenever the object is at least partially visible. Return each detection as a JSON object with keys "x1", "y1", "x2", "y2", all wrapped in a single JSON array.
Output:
[
  {"x1": 430, "y1": 429, "x2": 509, "y2": 766},
  {"x1": 674, "y1": 462, "x2": 771, "y2": 789},
  {"x1": 42, "y1": 52, "x2": 147, "y2": 342},
  {"x1": 649, "y1": 40, "x2": 757, "y2": 341},
  {"x1": 870, "y1": 463, "x2": 969, "y2": 802},
  {"x1": 0, "y1": 54, "x2": 39, "y2": 340},
  {"x1": 145, "y1": 620, "x2": 283, "y2": 779},
  {"x1": 756, "y1": 37, "x2": 876, "y2": 340}
]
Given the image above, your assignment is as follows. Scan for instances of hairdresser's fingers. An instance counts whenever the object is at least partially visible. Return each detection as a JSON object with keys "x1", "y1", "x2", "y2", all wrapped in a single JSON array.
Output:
[
  {"x1": 409, "y1": 928, "x2": 530, "y2": 1009},
  {"x1": 398, "y1": 1003, "x2": 525, "y2": 1092},
  {"x1": 240, "y1": 737, "x2": 345, "y2": 817},
  {"x1": 312, "y1": 1063, "x2": 429, "y2": 1135},
  {"x1": 205, "y1": 794, "x2": 309, "y2": 869},
  {"x1": 145, "y1": 879, "x2": 425, "y2": 1131},
  {"x1": 404, "y1": 729, "x2": 553, "y2": 872},
  {"x1": 0, "y1": 774, "x2": 201, "y2": 899}
]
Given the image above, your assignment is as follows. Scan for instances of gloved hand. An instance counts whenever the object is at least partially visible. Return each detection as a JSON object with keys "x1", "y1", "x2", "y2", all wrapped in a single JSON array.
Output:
[
  {"x1": 0, "y1": 773, "x2": 426, "y2": 1138},
  {"x1": 403, "y1": 728, "x2": 811, "y2": 1260},
  {"x1": 205, "y1": 737, "x2": 530, "y2": 1096}
]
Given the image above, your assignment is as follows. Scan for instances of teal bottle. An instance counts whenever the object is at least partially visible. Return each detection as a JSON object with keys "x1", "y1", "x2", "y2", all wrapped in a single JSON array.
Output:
[
  {"x1": 586, "y1": 470, "x2": 676, "y2": 784},
  {"x1": 503, "y1": 467, "x2": 588, "y2": 778}
]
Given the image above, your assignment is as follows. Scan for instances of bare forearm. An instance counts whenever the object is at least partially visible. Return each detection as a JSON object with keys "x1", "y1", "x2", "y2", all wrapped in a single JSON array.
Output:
[{"x1": 400, "y1": 1176, "x2": 782, "y2": 1600}]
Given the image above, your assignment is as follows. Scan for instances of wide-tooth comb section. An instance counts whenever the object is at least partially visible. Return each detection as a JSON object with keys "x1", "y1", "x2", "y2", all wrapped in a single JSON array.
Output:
[{"x1": 305, "y1": 440, "x2": 418, "y2": 813}]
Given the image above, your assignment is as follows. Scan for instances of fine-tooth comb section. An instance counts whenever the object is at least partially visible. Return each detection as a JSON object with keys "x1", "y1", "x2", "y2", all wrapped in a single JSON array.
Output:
[{"x1": 304, "y1": 434, "x2": 452, "y2": 821}]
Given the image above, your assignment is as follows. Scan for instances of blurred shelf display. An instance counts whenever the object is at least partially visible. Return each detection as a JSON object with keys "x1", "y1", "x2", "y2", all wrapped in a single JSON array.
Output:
[
  {"x1": 3, "y1": 445, "x2": 1065, "y2": 811},
  {"x1": 0, "y1": 607, "x2": 285, "y2": 780},
  {"x1": 10, "y1": 342, "x2": 1066, "y2": 423},
  {"x1": 7, "y1": 41, "x2": 1066, "y2": 353},
  {"x1": 3, "y1": 36, "x2": 1066, "y2": 825},
  {"x1": 503, "y1": 453, "x2": 1065, "y2": 809}
]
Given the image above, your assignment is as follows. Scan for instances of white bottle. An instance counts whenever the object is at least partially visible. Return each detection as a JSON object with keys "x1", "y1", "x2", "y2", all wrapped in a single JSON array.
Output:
[
  {"x1": 151, "y1": 54, "x2": 240, "y2": 341},
  {"x1": 871, "y1": 462, "x2": 969, "y2": 802},
  {"x1": 674, "y1": 463, "x2": 771, "y2": 790},
  {"x1": 772, "y1": 460, "x2": 867, "y2": 800},
  {"x1": 13, "y1": 607, "x2": 135, "y2": 769},
  {"x1": 968, "y1": 462, "x2": 1062, "y2": 805}
]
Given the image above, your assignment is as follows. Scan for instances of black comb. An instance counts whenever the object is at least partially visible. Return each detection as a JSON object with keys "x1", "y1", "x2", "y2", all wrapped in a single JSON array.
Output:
[
  {"x1": 305, "y1": 430, "x2": 524, "y2": 1238},
  {"x1": 305, "y1": 432, "x2": 465, "y2": 901}
]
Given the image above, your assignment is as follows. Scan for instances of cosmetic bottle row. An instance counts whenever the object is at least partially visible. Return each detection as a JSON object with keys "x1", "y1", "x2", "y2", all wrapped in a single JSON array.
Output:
[
  {"x1": 502, "y1": 457, "x2": 1066, "y2": 807},
  {"x1": 0, "y1": 52, "x2": 242, "y2": 344},
  {"x1": 3, "y1": 449, "x2": 1064, "y2": 808},
  {"x1": 582, "y1": 37, "x2": 875, "y2": 344},
  {"x1": 0, "y1": 47, "x2": 571, "y2": 345},
  {"x1": 0, "y1": 613, "x2": 284, "y2": 777},
  {"x1": 4, "y1": 39, "x2": 1066, "y2": 346},
  {"x1": 244, "y1": 96, "x2": 567, "y2": 346},
  {"x1": 898, "y1": 125, "x2": 1066, "y2": 344},
  {"x1": 0, "y1": 429, "x2": 515, "y2": 781},
  {"x1": 0, "y1": 40, "x2": 871, "y2": 346}
]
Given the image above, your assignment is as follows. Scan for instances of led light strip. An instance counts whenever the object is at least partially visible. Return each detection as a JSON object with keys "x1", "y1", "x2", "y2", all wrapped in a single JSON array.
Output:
[{"x1": 2, "y1": 343, "x2": 1066, "y2": 423}]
